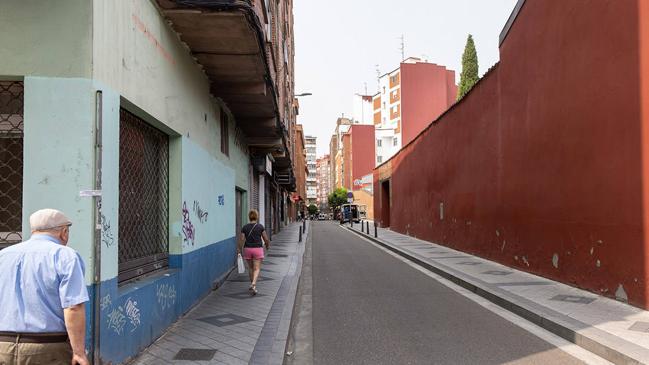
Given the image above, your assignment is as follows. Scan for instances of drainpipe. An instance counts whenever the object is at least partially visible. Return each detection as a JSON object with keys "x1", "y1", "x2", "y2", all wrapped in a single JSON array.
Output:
[{"x1": 92, "y1": 91, "x2": 103, "y2": 364}]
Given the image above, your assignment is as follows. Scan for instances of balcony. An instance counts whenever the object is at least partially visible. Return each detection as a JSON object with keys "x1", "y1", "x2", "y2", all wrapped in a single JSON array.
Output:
[{"x1": 154, "y1": 0, "x2": 291, "y2": 167}]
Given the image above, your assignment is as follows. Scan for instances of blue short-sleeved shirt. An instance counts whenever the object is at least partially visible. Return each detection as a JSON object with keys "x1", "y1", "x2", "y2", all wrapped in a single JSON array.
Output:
[{"x1": 0, "y1": 234, "x2": 89, "y2": 333}]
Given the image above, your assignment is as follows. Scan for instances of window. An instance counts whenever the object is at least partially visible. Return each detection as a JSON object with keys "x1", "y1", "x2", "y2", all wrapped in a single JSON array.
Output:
[
  {"x1": 377, "y1": 139, "x2": 382, "y2": 147},
  {"x1": 377, "y1": 156, "x2": 383, "y2": 164},
  {"x1": 393, "y1": 137, "x2": 398, "y2": 146},
  {"x1": 220, "y1": 109, "x2": 229, "y2": 156},
  {"x1": 0, "y1": 81, "x2": 24, "y2": 249},
  {"x1": 118, "y1": 108, "x2": 169, "y2": 284}
]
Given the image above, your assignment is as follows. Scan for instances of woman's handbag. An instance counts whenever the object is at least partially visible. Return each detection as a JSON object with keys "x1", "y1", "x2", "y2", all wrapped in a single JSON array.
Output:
[{"x1": 237, "y1": 253, "x2": 245, "y2": 274}]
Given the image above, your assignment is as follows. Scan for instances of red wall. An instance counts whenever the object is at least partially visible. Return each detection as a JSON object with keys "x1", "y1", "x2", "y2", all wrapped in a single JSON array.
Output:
[
  {"x1": 350, "y1": 125, "x2": 375, "y2": 184},
  {"x1": 375, "y1": 0, "x2": 649, "y2": 308},
  {"x1": 401, "y1": 63, "x2": 458, "y2": 145}
]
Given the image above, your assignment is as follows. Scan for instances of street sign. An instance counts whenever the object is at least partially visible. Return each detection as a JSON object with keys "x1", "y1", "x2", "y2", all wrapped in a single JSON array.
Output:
[
  {"x1": 347, "y1": 198, "x2": 354, "y2": 203},
  {"x1": 347, "y1": 192, "x2": 353, "y2": 198}
]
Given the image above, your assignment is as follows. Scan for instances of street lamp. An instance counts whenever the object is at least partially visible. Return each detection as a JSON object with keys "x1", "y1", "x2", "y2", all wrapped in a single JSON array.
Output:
[{"x1": 294, "y1": 92, "x2": 312, "y2": 97}]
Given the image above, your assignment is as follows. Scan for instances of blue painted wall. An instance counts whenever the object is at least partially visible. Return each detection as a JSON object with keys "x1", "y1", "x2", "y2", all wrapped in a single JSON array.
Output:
[{"x1": 95, "y1": 237, "x2": 235, "y2": 365}]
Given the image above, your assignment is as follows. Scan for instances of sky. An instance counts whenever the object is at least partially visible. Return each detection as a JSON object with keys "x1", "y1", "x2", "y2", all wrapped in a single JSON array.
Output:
[{"x1": 294, "y1": 0, "x2": 519, "y2": 156}]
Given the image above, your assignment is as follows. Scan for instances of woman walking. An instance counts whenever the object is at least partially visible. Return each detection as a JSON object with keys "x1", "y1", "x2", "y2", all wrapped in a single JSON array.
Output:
[{"x1": 237, "y1": 209, "x2": 271, "y2": 295}]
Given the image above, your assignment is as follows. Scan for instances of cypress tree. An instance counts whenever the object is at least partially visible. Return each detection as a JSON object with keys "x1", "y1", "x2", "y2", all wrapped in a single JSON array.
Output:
[{"x1": 457, "y1": 34, "x2": 479, "y2": 100}]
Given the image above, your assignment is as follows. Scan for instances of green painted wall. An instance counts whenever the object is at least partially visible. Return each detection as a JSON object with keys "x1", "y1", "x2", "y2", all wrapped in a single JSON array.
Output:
[
  {"x1": 92, "y1": 0, "x2": 250, "y2": 192},
  {"x1": 0, "y1": 0, "x2": 92, "y2": 78},
  {"x1": 22, "y1": 77, "x2": 96, "y2": 283}
]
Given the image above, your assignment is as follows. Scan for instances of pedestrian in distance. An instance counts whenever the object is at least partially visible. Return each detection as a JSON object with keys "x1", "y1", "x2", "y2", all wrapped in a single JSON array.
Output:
[
  {"x1": 237, "y1": 209, "x2": 271, "y2": 295},
  {"x1": 0, "y1": 209, "x2": 90, "y2": 365}
]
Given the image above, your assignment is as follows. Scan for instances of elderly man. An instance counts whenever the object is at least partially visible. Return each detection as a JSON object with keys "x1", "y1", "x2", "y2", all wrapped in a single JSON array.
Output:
[{"x1": 0, "y1": 209, "x2": 89, "y2": 365}]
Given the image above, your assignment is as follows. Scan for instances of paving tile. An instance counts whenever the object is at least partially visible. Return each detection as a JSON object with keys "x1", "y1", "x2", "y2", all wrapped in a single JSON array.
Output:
[
  {"x1": 629, "y1": 321, "x2": 649, "y2": 333},
  {"x1": 550, "y1": 294, "x2": 596, "y2": 304},
  {"x1": 482, "y1": 270, "x2": 513, "y2": 276},
  {"x1": 211, "y1": 351, "x2": 249, "y2": 365},
  {"x1": 173, "y1": 348, "x2": 217, "y2": 361},
  {"x1": 197, "y1": 313, "x2": 255, "y2": 327}
]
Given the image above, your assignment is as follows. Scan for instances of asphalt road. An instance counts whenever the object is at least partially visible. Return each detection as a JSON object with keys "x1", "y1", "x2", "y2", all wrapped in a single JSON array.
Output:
[{"x1": 309, "y1": 221, "x2": 588, "y2": 365}]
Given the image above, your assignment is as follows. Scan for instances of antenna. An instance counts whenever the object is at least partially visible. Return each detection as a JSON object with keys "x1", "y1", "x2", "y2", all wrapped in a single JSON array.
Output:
[
  {"x1": 364, "y1": 82, "x2": 368, "y2": 95},
  {"x1": 399, "y1": 34, "x2": 405, "y2": 61},
  {"x1": 375, "y1": 64, "x2": 380, "y2": 92}
]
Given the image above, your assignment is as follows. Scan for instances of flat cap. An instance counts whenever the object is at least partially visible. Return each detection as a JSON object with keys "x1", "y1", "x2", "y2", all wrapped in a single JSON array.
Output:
[{"x1": 30, "y1": 208, "x2": 72, "y2": 231}]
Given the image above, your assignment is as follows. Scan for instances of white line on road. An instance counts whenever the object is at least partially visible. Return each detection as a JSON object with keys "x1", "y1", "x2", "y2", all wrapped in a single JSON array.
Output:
[{"x1": 341, "y1": 225, "x2": 612, "y2": 365}]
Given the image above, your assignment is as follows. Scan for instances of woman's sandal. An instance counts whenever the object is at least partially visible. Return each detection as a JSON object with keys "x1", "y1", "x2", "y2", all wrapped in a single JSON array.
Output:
[{"x1": 250, "y1": 284, "x2": 258, "y2": 296}]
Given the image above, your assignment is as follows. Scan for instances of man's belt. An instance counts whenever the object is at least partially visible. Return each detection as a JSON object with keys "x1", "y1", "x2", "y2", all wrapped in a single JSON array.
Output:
[{"x1": 0, "y1": 332, "x2": 68, "y2": 344}]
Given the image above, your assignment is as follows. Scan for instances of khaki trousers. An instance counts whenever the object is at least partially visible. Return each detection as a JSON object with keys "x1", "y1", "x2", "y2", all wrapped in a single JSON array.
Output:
[{"x1": 0, "y1": 341, "x2": 72, "y2": 365}]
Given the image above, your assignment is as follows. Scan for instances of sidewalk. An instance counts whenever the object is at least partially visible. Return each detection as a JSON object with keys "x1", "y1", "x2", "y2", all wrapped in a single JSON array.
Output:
[
  {"x1": 346, "y1": 222, "x2": 649, "y2": 365},
  {"x1": 128, "y1": 222, "x2": 307, "y2": 365}
]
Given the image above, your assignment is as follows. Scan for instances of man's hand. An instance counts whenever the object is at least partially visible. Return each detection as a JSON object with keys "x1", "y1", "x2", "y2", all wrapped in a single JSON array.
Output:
[
  {"x1": 72, "y1": 352, "x2": 89, "y2": 365},
  {"x1": 64, "y1": 303, "x2": 87, "y2": 365}
]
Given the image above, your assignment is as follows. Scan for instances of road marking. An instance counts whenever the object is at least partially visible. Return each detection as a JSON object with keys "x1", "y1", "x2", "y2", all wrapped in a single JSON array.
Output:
[{"x1": 341, "y1": 226, "x2": 612, "y2": 365}]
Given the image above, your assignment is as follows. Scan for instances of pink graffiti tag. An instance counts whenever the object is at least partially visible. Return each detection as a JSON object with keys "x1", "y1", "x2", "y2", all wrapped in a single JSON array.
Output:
[{"x1": 182, "y1": 202, "x2": 195, "y2": 246}]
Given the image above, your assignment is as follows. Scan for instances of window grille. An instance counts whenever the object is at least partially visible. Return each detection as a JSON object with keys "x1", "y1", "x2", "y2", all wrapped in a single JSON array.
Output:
[
  {"x1": 118, "y1": 108, "x2": 169, "y2": 284},
  {"x1": 0, "y1": 82, "x2": 24, "y2": 249}
]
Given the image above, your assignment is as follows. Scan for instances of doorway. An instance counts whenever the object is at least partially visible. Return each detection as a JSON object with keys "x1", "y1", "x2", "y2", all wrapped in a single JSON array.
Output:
[
  {"x1": 381, "y1": 180, "x2": 391, "y2": 228},
  {"x1": 235, "y1": 188, "x2": 244, "y2": 236}
]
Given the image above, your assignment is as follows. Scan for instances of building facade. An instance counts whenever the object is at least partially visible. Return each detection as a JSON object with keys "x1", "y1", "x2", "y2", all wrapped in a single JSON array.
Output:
[
  {"x1": 0, "y1": 0, "x2": 296, "y2": 363},
  {"x1": 352, "y1": 93, "x2": 374, "y2": 125},
  {"x1": 339, "y1": 125, "x2": 375, "y2": 218},
  {"x1": 305, "y1": 135, "x2": 317, "y2": 206},
  {"x1": 373, "y1": 57, "x2": 457, "y2": 165},
  {"x1": 329, "y1": 117, "x2": 352, "y2": 190},
  {"x1": 292, "y1": 124, "x2": 308, "y2": 219},
  {"x1": 316, "y1": 155, "x2": 332, "y2": 211}
]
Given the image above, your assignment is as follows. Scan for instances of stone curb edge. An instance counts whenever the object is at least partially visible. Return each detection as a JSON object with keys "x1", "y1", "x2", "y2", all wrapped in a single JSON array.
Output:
[
  {"x1": 343, "y1": 225, "x2": 643, "y2": 365},
  {"x1": 278, "y1": 221, "x2": 311, "y2": 364}
]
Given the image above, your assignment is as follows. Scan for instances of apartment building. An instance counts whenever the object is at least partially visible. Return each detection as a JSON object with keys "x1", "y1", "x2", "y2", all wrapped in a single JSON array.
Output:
[
  {"x1": 305, "y1": 135, "x2": 317, "y2": 205},
  {"x1": 316, "y1": 155, "x2": 332, "y2": 211},
  {"x1": 373, "y1": 57, "x2": 457, "y2": 165}
]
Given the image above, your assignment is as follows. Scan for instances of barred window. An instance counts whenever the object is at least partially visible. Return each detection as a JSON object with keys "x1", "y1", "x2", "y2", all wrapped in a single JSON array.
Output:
[
  {"x1": 0, "y1": 81, "x2": 24, "y2": 249},
  {"x1": 118, "y1": 108, "x2": 169, "y2": 284}
]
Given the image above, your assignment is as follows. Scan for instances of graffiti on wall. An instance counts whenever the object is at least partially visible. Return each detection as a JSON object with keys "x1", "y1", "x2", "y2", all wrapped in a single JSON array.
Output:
[
  {"x1": 97, "y1": 201, "x2": 115, "y2": 248},
  {"x1": 124, "y1": 298, "x2": 141, "y2": 331},
  {"x1": 156, "y1": 283, "x2": 177, "y2": 311},
  {"x1": 193, "y1": 200, "x2": 209, "y2": 223},
  {"x1": 182, "y1": 201, "x2": 195, "y2": 246},
  {"x1": 100, "y1": 213, "x2": 115, "y2": 248},
  {"x1": 106, "y1": 306, "x2": 127, "y2": 335},
  {"x1": 103, "y1": 296, "x2": 142, "y2": 335},
  {"x1": 100, "y1": 294, "x2": 112, "y2": 311},
  {"x1": 218, "y1": 195, "x2": 225, "y2": 206}
]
